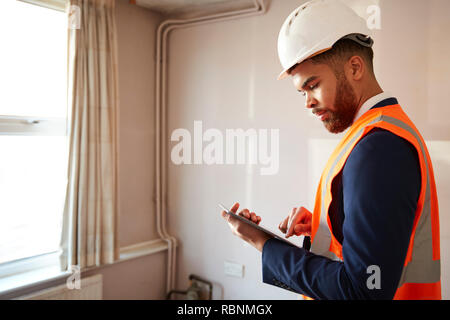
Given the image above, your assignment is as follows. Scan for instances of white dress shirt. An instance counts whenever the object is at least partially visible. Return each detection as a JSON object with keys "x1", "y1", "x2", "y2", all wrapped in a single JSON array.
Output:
[{"x1": 353, "y1": 91, "x2": 394, "y2": 123}]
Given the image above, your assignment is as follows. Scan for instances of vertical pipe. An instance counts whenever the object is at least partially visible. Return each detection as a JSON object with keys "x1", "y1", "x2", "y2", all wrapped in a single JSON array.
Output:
[{"x1": 155, "y1": 0, "x2": 267, "y2": 295}]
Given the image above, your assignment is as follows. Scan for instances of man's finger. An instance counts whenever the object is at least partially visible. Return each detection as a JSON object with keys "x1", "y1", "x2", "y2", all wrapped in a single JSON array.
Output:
[
  {"x1": 287, "y1": 207, "x2": 311, "y2": 238},
  {"x1": 230, "y1": 202, "x2": 240, "y2": 213},
  {"x1": 221, "y1": 210, "x2": 231, "y2": 223},
  {"x1": 287, "y1": 207, "x2": 297, "y2": 230},
  {"x1": 286, "y1": 208, "x2": 303, "y2": 238},
  {"x1": 278, "y1": 217, "x2": 286, "y2": 233},
  {"x1": 222, "y1": 203, "x2": 239, "y2": 222},
  {"x1": 285, "y1": 207, "x2": 298, "y2": 236},
  {"x1": 239, "y1": 208, "x2": 250, "y2": 219},
  {"x1": 279, "y1": 215, "x2": 289, "y2": 233},
  {"x1": 294, "y1": 223, "x2": 311, "y2": 236}
]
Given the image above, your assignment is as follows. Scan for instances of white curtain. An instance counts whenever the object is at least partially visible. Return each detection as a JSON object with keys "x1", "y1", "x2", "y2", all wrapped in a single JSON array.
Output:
[{"x1": 60, "y1": 0, "x2": 119, "y2": 270}]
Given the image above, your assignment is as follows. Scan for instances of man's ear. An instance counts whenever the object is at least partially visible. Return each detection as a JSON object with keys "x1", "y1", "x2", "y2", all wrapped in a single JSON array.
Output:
[{"x1": 348, "y1": 55, "x2": 364, "y2": 81}]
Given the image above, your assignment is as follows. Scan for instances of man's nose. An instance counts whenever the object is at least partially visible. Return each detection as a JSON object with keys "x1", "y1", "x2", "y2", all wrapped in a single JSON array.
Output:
[{"x1": 305, "y1": 93, "x2": 317, "y2": 109}]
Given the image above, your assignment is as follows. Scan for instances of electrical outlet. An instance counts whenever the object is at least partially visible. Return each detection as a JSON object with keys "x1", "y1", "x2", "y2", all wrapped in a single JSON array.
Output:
[{"x1": 224, "y1": 261, "x2": 244, "y2": 278}]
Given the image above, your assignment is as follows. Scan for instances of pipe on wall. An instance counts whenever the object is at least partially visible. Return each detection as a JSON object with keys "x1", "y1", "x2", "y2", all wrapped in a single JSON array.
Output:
[{"x1": 154, "y1": 0, "x2": 268, "y2": 294}]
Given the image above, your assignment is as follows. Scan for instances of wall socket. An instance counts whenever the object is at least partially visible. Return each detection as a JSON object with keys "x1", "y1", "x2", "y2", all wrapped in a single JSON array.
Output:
[{"x1": 224, "y1": 261, "x2": 244, "y2": 278}]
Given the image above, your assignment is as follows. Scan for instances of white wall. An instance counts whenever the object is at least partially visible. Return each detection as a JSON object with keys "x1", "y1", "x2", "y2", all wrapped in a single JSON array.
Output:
[{"x1": 166, "y1": 0, "x2": 450, "y2": 299}]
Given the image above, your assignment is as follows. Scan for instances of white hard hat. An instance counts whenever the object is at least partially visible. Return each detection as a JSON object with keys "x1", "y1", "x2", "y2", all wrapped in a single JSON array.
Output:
[{"x1": 277, "y1": 0, "x2": 373, "y2": 80}]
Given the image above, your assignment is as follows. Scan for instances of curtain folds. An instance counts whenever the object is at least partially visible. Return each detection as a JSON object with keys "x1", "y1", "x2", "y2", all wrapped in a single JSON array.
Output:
[{"x1": 60, "y1": 0, "x2": 119, "y2": 270}]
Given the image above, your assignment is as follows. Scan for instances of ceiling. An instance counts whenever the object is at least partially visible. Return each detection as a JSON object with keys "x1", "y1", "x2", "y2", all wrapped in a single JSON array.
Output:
[{"x1": 135, "y1": 0, "x2": 257, "y2": 17}]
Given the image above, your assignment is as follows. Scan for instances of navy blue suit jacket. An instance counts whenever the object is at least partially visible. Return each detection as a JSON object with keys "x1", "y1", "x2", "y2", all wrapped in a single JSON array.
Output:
[{"x1": 262, "y1": 98, "x2": 421, "y2": 299}]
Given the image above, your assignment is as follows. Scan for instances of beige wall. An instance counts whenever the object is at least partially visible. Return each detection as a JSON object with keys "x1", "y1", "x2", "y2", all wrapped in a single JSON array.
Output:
[
  {"x1": 116, "y1": 0, "x2": 162, "y2": 247},
  {"x1": 84, "y1": 251, "x2": 167, "y2": 300},
  {"x1": 166, "y1": 0, "x2": 450, "y2": 299},
  {"x1": 110, "y1": 0, "x2": 166, "y2": 299}
]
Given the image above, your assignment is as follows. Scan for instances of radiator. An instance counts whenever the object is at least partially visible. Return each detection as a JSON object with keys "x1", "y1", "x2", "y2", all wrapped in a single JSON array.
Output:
[{"x1": 17, "y1": 274, "x2": 103, "y2": 300}]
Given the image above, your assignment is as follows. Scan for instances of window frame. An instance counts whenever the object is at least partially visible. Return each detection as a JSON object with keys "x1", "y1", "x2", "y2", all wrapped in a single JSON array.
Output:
[
  {"x1": 0, "y1": 115, "x2": 67, "y2": 136},
  {"x1": 17, "y1": 0, "x2": 66, "y2": 12},
  {"x1": 0, "y1": 0, "x2": 70, "y2": 287},
  {"x1": 0, "y1": 118, "x2": 68, "y2": 278},
  {"x1": 0, "y1": 251, "x2": 61, "y2": 280}
]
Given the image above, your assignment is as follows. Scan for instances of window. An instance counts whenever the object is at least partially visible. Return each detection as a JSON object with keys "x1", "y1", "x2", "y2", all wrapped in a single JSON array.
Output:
[{"x1": 0, "y1": 0, "x2": 68, "y2": 282}]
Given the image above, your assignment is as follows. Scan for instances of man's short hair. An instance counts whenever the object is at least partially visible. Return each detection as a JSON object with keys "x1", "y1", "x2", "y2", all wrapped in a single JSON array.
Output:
[{"x1": 288, "y1": 38, "x2": 374, "y2": 77}]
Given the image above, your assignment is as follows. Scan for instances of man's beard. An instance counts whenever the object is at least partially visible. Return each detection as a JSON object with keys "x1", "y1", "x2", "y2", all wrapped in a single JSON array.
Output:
[{"x1": 323, "y1": 75, "x2": 359, "y2": 134}]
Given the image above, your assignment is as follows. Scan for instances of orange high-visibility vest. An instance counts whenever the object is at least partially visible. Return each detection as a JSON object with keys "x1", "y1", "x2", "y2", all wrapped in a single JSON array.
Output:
[{"x1": 308, "y1": 103, "x2": 441, "y2": 300}]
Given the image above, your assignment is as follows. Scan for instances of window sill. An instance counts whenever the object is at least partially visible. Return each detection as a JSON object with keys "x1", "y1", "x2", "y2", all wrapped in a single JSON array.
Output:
[
  {"x1": 0, "y1": 238, "x2": 170, "y2": 298},
  {"x1": 118, "y1": 238, "x2": 169, "y2": 262},
  {"x1": 0, "y1": 266, "x2": 70, "y2": 297}
]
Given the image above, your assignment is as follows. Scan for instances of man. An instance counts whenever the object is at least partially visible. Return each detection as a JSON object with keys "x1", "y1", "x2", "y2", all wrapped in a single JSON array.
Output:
[{"x1": 221, "y1": 0, "x2": 441, "y2": 300}]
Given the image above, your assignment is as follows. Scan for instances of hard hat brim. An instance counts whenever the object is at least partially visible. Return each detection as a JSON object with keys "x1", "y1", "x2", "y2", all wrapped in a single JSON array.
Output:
[
  {"x1": 276, "y1": 47, "x2": 332, "y2": 80},
  {"x1": 277, "y1": 69, "x2": 289, "y2": 81}
]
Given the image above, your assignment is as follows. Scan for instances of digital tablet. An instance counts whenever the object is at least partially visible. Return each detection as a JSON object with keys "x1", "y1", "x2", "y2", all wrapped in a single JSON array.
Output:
[{"x1": 219, "y1": 203, "x2": 301, "y2": 248}]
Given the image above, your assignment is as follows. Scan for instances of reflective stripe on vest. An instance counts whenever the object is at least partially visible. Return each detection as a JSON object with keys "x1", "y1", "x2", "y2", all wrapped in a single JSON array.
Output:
[{"x1": 309, "y1": 104, "x2": 441, "y2": 300}]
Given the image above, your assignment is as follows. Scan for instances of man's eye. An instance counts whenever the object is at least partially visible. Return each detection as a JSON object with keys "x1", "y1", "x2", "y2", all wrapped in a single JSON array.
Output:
[{"x1": 309, "y1": 83, "x2": 318, "y2": 90}]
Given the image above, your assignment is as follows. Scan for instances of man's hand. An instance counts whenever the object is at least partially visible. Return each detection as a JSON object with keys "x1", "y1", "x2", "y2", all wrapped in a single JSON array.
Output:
[
  {"x1": 278, "y1": 206, "x2": 312, "y2": 238},
  {"x1": 221, "y1": 202, "x2": 272, "y2": 252}
]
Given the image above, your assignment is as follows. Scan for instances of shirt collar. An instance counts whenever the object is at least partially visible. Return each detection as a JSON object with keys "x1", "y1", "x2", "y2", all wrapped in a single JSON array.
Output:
[{"x1": 353, "y1": 91, "x2": 394, "y2": 123}]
